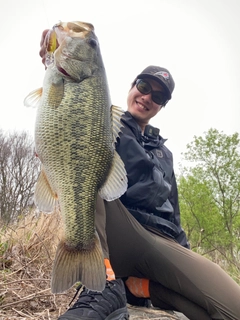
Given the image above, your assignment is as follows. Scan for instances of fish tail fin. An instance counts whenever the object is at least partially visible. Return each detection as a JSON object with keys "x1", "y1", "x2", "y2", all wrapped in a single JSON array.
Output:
[{"x1": 51, "y1": 232, "x2": 106, "y2": 293}]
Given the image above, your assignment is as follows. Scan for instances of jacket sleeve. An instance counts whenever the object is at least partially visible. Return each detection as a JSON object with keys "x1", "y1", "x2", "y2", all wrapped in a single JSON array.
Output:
[
  {"x1": 116, "y1": 134, "x2": 171, "y2": 211},
  {"x1": 168, "y1": 171, "x2": 181, "y2": 226},
  {"x1": 169, "y1": 170, "x2": 190, "y2": 248}
]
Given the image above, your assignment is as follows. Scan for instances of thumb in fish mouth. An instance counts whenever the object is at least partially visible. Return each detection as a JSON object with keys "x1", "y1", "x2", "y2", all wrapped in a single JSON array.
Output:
[{"x1": 53, "y1": 21, "x2": 95, "y2": 43}]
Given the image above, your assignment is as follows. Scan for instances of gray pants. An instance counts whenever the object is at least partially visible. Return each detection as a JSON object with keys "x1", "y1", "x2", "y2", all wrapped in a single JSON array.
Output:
[{"x1": 95, "y1": 197, "x2": 240, "y2": 320}]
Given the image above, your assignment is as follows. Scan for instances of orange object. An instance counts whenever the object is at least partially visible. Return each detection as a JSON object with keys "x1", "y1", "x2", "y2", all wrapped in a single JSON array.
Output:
[
  {"x1": 104, "y1": 259, "x2": 116, "y2": 281},
  {"x1": 125, "y1": 277, "x2": 150, "y2": 298}
]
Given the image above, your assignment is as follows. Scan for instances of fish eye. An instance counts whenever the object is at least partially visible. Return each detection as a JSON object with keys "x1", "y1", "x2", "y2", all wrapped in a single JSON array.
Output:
[{"x1": 88, "y1": 38, "x2": 98, "y2": 48}]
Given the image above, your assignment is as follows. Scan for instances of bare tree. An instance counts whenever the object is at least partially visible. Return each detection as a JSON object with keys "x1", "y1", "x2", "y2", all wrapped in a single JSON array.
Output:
[{"x1": 0, "y1": 130, "x2": 39, "y2": 224}]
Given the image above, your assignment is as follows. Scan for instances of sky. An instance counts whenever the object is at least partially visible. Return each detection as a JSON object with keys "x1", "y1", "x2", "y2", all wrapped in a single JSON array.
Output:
[{"x1": 1, "y1": 0, "x2": 240, "y2": 173}]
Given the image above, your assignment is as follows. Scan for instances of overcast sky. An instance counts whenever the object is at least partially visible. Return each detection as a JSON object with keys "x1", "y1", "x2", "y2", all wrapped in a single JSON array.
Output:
[{"x1": 1, "y1": 0, "x2": 240, "y2": 172}]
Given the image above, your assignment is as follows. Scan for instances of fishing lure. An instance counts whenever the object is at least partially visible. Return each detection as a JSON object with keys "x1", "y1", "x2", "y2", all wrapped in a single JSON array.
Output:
[{"x1": 45, "y1": 29, "x2": 57, "y2": 68}]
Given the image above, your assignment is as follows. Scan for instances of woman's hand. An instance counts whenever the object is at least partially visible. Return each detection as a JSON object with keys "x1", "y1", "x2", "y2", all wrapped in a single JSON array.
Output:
[{"x1": 39, "y1": 29, "x2": 51, "y2": 66}]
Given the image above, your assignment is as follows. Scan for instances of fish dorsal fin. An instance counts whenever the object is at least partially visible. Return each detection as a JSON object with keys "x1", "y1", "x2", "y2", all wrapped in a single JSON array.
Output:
[
  {"x1": 98, "y1": 150, "x2": 128, "y2": 201},
  {"x1": 34, "y1": 165, "x2": 58, "y2": 212},
  {"x1": 23, "y1": 88, "x2": 43, "y2": 108},
  {"x1": 111, "y1": 104, "x2": 125, "y2": 143}
]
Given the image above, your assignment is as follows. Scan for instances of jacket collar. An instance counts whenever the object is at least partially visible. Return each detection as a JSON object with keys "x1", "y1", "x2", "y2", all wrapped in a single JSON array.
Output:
[
  {"x1": 122, "y1": 111, "x2": 166, "y2": 147},
  {"x1": 121, "y1": 111, "x2": 142, "y2": 143}
]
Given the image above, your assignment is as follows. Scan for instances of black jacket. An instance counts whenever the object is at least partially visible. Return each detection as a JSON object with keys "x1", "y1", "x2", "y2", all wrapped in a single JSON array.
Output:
[{"x1": 116, "y1": 112, "x2": 189, "y2": 248}]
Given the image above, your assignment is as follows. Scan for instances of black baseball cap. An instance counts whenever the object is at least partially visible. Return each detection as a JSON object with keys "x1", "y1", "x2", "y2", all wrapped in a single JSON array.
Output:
[{"x1": 136, "y1": 65, "x2": 175, "y2": 100}]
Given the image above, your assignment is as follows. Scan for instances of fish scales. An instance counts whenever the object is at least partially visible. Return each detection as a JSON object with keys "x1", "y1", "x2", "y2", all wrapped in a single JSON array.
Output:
[
  {"x1": 24, "y1": 21, "x2": 127, "y2": 293},
  {"x1": 36, "y1": 79, "x2": 113, "y2": 245}
]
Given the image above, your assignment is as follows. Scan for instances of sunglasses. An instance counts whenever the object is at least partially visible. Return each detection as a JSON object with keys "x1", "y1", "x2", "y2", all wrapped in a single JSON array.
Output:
[{"x1": 135, "y1": 79, "x2": 168, "y2": 106}]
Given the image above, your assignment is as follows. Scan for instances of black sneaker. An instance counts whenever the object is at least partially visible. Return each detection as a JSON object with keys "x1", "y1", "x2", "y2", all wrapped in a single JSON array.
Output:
[
  {"x1": 122, "y1": 278, "x2": 152, "y2": 308},
  {"x1": 58, "y1": 279, "x2": 129, "y2": 320}
]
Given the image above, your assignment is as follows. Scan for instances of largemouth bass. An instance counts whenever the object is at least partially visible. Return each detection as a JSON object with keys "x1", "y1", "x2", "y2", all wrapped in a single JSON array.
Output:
[{"x1": 24, "y1": 21, "x2": 127, "y2": 293}]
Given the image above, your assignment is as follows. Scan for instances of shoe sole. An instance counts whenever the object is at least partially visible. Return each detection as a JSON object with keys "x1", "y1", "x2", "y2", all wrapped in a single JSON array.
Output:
[
  {"x1": 58, "y1": 307, "x2": 129, "y2": 320},
  {"x1": 105, "y1": 307, "x2": 129, "y2": 320}
]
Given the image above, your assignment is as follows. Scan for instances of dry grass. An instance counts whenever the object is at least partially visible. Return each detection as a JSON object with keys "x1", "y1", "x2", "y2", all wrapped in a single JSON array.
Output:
[{"x1": 0, "y1": 211, "x2": 76, "y2": 320}]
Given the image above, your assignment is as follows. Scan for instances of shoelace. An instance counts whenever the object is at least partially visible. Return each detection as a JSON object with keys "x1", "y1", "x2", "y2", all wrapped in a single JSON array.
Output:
[
  {"x1": 68, "y1": 284, "x2": 84, "y2": 307},
  {"x1": 69, "y1": 285, "x2": 107, "y2": 310}
]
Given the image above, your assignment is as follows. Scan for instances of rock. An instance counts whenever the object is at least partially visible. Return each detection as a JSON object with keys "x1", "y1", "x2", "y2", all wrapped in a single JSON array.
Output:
[{"x1": 128, "y1": 305, "x2": 190, "y2": 319}]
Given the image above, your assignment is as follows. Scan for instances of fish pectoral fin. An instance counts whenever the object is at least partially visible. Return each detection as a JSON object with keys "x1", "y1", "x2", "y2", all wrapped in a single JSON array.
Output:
[
  {"x1": 23, "y1": 87, "x2": 43, "y2": 108},
  {"x1": 111, "y1": 105, "x2": 125, "y2": 143},
  {"x1": 99, "y1": 150, "x2": 128, "y2": 201},
  {"x1": 51, "y1": 232, "x2": 106, "y2": 293},
  {"x1": 34, "y1": 166, "x2": 58, "y2": 212},
  {"x1": 100, "y1": 104, "x2": 127, "y2": 201}
]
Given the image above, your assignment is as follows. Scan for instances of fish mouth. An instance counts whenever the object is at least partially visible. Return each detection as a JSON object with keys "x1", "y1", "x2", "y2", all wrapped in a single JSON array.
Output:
[
  {"x1": 56, "y1": 53, "x2": 82, "y2": 79},
  {"x1": 56, "y1": 64, "x2": 87, "y2": 82},
  {"x1": 53, "y1": 21, "x2": 94, "y2": 42},
  {"x1": 57, "y1": 66, "x2": 71, "y2": 77},
  {"x1": 55, "y1": 51, "x2": 87, "y2": 80}
]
